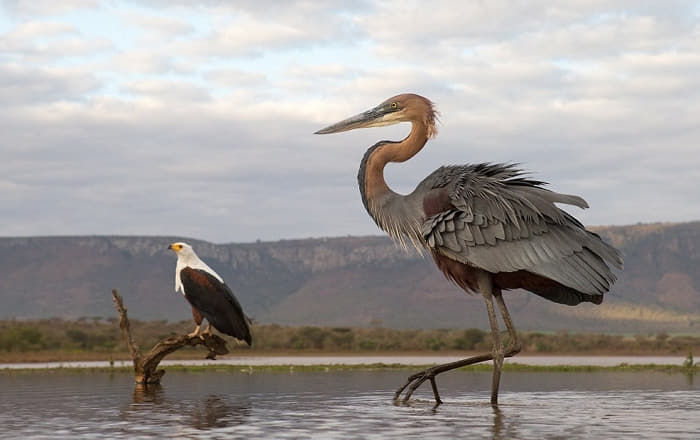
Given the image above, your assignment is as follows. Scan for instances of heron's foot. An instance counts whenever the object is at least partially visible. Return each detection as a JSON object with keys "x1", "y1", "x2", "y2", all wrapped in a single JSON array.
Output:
[
  {"x1": 393, "y1": 352, "x2": 496, "y2": 406},
  {"x1": 394, "y1": 366, "x2": 444, "y2": 407}
]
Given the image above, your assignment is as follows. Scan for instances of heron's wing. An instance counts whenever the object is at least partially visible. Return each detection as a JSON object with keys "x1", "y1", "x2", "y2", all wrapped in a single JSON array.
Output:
[
  {"x1": 180, "y1": 267, "x2": 252, "y2": 345},
  {"x1": 422, "y1": 163, "x2": 623, "y2": 295}
]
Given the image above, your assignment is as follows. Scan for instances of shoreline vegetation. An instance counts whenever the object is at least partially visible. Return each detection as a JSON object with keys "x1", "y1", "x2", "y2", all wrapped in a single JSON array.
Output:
[
  {"x1": 2, "y1": 362, "x2": 698, "y2": 375},
  {"x1": 1, "y1": 318, "x2": 698, "y2": 365}
]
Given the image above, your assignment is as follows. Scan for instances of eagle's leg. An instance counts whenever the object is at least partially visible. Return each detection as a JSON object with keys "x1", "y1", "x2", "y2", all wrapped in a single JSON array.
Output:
[
  {"x1": 188, "y1": 307, "x2": 204, "y2": 338},
  {"x1": 187, "y1": 325, "x2": 201, "y2": 338},
  {"x1": 201, "y1": 323, "x2": 212, "y2": 336}
]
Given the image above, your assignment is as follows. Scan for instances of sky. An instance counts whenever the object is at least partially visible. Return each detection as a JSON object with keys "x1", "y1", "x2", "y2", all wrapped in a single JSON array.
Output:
[{"x1": 1, "y1": 1, "x2": 699, "y2": 243}]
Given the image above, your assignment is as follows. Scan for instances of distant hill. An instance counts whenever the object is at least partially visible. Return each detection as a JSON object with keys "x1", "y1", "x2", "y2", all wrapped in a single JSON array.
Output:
[{"x1": 1, "y1": 222, "x2": 699, "y2": 332}]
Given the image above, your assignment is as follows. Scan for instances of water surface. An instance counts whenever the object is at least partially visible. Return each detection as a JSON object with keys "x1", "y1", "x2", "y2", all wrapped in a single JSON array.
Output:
[
  {"x1": 0, "y1": 355, "x2": 686, "y2": 370},
  {"x1": 0, "y1": 370, "x2": 697, "y2": 439}
]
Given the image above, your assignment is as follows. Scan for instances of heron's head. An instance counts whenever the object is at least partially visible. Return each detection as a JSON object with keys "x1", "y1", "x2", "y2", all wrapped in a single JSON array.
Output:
[
  {"x1": 167, "y1": 242, "x2": 194, "y2": 257},
  {"x1": 315, "y1": 93, "x2": 438, "y2": 138}
]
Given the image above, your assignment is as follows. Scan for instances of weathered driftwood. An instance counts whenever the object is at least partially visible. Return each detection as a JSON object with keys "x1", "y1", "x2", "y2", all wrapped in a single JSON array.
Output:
[{"x1": 111, "y1": 289, "x2": 229, "y2": 384}]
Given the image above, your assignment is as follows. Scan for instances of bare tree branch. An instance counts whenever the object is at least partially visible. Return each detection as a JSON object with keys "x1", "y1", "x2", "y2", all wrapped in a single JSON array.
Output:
[
  {"x1": 111, "y1": 289, "x2": 141, "y2": 366},
  {"x1": 111, "y1": 289, "x2": 229, "y2": 384}
]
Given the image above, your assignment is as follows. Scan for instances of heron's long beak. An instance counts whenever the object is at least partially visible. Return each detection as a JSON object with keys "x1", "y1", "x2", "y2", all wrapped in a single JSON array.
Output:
[
  {"x1": 314, "y1": 108, "x2": 385, "y2": 134},
  {"x1": 315, "y1": 98, "x2": 408, "y2": 135}
]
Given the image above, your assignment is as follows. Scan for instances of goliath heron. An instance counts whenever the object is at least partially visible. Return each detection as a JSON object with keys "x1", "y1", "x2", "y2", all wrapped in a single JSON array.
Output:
[{"x1": 315, "y1": 93, "x2": 622, "y2": 406}]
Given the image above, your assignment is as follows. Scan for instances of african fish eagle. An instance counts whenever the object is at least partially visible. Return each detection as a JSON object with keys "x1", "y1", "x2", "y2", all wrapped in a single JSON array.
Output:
[{"x1": 167, "y1": 242, "x2": 252, "y2": 345}]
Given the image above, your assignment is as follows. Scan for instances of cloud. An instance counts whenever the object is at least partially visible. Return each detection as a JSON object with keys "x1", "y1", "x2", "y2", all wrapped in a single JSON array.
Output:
[
  {"x1": 1, "y1": 20, "x2": 76, "y2": 39},
  {"x1": 1, "y1": 1, "x2": 700, "y2": 242},
  {"x1": 0, "y1": 63, "x2": 101, "y2": 104},
  {"x1": 177, "y1": 8, "x2": 362, "y2": 58},
  {"x1": 0, "y1": 20, "x2": 112, "y2": 61},
  {"x1": 202, "y1": 68, "x2": 268, "y2": 88},
  {"x1": 119, "y1": 11, "x2": 195, "y2": 40},
  {"x1": 121, "y1": 79, "x2": 212, "y2": 102},
  {"x1": 109, "y1": 51, "x2": 194, "y2": 76},
  {"x1": 1, "y1": 0, "x2": 98, "y2": 17}
]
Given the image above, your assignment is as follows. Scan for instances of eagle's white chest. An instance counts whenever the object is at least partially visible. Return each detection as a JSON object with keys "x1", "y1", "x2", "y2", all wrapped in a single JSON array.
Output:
[
  {"x1": 174, "y1": 254, "x2": 224, "y2": 295},
  {"x1": 175, "y1": 259, "x2": 186, "y2": 295}
]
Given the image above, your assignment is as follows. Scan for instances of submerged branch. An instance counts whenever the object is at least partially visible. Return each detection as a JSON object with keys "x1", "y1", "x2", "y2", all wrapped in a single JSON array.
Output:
[{"x1": 111, "y1": 289, "x2": 229, "y2": 384}]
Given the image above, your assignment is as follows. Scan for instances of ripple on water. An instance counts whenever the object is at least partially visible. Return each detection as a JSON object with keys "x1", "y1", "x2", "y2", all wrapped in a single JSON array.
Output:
[{"x1": 0, "y1": 370, "x2": 698, "y2": 439}]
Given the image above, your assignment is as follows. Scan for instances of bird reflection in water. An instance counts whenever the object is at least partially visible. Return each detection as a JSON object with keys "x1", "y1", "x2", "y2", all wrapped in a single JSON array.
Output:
[
  {"x1": 126, "y1": 384, "x2": 251, "y2": 430},
  {"x1": 187, "y1": 395, "x2": 251, "y2": 430},
  {"x1": 132, "y1": 383, "x2": 164, "y2": 404},
  {"x1": 491, "y1": 406, "x2": 505, "y2": 440}
]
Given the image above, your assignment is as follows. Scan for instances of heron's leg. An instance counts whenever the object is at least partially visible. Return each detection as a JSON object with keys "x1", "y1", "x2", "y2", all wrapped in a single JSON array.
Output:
[
  {"x1": 394, "y1": 283, "x2": 522, "y2": 406},
  {"x1": 394, "y1": 351, "x2": 495, "y2": 405},
  {"x1": 394, "y1": 272, "x2": 505, "y2": 406},
  {"x1": 478, "y1": 273, "x2": 503, "y2": 406},
  {"x1": 494, "y1": 290, "x2": 522, "y2": 357}
]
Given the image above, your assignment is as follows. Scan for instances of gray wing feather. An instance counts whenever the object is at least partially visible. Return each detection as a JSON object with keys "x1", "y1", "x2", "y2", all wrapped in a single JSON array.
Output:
[{"x1": 422, "y1": 163, "x2": 622, "y2": 295}]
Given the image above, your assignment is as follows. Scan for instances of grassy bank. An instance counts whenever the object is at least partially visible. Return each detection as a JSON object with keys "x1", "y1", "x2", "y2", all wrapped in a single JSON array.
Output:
[
  {"x1": 1, "y1": 318, "x2": 698, "y2": 363},
  {"x1": 2, "y1": 362, "x2": 698, "y2": 376}
]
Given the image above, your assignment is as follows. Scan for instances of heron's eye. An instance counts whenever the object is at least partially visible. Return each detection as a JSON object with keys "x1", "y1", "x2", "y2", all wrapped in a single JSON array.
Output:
[{"x1": 390, "y1": 102, "x2": 398, "y2": 109}]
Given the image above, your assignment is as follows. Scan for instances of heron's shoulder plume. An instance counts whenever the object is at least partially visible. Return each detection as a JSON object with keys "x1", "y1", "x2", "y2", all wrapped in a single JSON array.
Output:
[
  {"x1": 428, "y1": 163, "x2": 541, "y2": 191},
  {"x1": 425, "y1": 99, "x2": 439, "y2": 139}
]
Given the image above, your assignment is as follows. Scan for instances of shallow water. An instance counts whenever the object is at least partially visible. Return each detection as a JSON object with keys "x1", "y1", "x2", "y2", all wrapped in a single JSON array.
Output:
[{"x1": 0, "y1": 370, "x2": 697, "y2": 439}]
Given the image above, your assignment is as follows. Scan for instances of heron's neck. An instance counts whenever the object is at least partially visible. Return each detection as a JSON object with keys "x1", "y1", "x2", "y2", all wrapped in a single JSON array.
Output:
[
  {"x1": 358, "y1": 120, "x2": 429, "y2": 249},
  {"x1": 365, "y1": 121, "x2": 429, "y2": 200},
  {"x1": 358, "y1": 121, "x2": 428, "y2": 204}
]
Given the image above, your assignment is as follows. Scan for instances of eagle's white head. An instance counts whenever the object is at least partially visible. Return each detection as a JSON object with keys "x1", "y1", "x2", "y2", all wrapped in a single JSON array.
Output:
[
  {"x1": 167, "y1": 242, "x2": 196, "y2": 259},
  {"x1": 167, "y1": 242, "x2": 222, "y2": 293}
]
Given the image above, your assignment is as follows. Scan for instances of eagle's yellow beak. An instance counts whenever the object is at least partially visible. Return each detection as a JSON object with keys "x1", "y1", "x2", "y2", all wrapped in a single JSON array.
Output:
[{"x1": 168, "y1": 243, "x2": 182, "y2": 252}]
